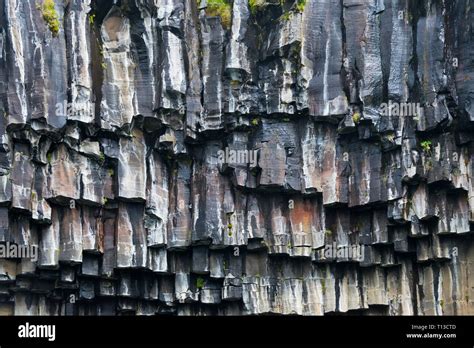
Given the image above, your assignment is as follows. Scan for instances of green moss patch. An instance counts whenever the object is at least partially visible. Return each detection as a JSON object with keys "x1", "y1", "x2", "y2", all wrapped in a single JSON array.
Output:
[
  {"x1": 205, "y1": 0, "x2": 232, "y2": 29},
  {"x1": 249, "y1": 0, "x2": 266, "y2": 14},
  {"x1": 39, "y1": 0, "x2": 60, "y2": 37}
]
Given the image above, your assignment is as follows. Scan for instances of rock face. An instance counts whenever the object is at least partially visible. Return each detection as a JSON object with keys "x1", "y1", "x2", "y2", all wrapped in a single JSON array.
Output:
[{"x1": 0, "y1": 0, "x2": 473, "y2": 316}]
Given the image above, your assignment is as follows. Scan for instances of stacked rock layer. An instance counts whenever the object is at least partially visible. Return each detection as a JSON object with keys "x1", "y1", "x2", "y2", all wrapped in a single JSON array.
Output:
[{"x1": 0, "y1": 0, "x2": 473, "y2": 315}]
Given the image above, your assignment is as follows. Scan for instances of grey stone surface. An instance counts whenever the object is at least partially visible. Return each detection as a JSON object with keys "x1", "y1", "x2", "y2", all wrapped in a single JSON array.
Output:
[{"x1": 0, "y1": 0, "x2": 473, "y2": 316}]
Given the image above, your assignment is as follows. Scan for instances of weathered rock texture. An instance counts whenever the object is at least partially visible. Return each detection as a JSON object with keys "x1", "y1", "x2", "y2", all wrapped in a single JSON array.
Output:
[{"x1": 0, "y1": 0, "x2": 473, "y2": 315}]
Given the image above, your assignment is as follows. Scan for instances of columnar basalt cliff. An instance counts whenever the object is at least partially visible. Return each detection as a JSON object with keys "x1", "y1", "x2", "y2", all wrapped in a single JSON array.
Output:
[{"x1": 0, "y1": 0, "x2": 473, "y2": 316}]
